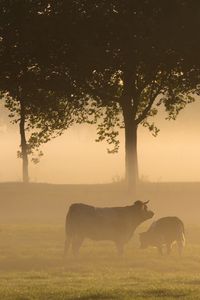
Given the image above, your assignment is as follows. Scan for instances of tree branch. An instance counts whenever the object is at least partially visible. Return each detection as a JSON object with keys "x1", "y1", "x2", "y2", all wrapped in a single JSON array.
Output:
[{"x1": 135, "y1": 85, "x2": 161, "y2": 125}]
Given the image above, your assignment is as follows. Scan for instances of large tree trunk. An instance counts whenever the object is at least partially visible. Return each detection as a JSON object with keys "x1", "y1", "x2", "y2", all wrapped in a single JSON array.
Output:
[
  {"x1": 19, "y1": 100, "x2": 29, "y2": 183},
  {"x1": 122, "y1": 104, "x2": 139, "y2": 189}
]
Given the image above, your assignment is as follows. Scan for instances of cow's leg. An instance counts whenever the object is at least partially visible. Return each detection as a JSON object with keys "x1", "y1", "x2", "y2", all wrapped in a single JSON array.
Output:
[
  {"x1": 157, "y1": 245, "x2": 163, "y2": 256},
  {"x1": 177, "y1": 240, "x2": 184, "y2": 256},
  {"x1": 72, "y1": 236, "x2": 84, "y2": 258},
  {"x1": 64, "y1": 235, "x2": 71, "y2": 258},
  {"x1": 115, "y1": 242, "x2": 124, "y2": 257},
  {"x1": 166, "y1": 242, "x2": 172, "y2": 255}
]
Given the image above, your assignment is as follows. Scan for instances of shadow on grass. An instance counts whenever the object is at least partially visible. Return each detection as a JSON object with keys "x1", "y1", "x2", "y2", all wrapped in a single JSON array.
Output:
[
  {"x1": 185, "y1": 279, "x2": 200, "y2": 285},
  {"x1": 15, "y1": 294, "x2": 118, "y2": 300},
  {"x1": 0, "y1": 256, "x2": 63, "y2": 271},
  {"x1": 68, "y1": 293, "x2": 118, "y2": 300},
  {"x1": 142, "y1": 288, "x2": 190, "y2": 298}
]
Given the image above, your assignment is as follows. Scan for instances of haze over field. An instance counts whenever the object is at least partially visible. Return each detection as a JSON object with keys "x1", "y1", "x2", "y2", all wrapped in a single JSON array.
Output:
[
  {"x1": 1, "y1": 2, "x2": 200, "y2": 300},
  {"x1": 0, "y1": 100, "x2": 200, "y2": 184}
]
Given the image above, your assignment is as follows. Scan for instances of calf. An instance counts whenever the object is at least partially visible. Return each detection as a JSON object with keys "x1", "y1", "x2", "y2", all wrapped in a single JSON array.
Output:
[{"x1": 139, "y1": 216, "x2": 185, "y2": 255}]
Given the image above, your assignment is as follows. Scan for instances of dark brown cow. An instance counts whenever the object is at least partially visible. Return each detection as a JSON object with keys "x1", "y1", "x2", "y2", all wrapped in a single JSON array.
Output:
[
  {"x1": 139, "y1": 216, "x2": 185, "y2": 255},
  {"x1": 64, "y1": 200, "x2": 154, "y2": 256}
]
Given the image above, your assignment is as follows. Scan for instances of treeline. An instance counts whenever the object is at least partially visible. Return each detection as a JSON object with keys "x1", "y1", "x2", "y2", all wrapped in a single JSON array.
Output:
[{"x1": 0, "y1": 1, "x2": 200, "y2": 186}]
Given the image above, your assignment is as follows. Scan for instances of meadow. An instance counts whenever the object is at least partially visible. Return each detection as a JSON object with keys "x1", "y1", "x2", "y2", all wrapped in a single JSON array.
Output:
[
  {"x1": 1, "y1": 182, "x2": 200, "y2": 300},
  {"x1": 1, "y1": 224, "x2": 200, "y2": 299}
]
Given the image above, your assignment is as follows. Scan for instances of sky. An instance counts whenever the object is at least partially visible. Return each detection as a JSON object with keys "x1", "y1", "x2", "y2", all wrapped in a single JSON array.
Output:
[{"x1": 0, "y1": 99, "x2": 200, "y2": 184}]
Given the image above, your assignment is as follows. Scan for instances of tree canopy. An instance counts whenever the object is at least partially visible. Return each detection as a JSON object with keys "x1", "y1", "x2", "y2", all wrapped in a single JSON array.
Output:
[{"x1": 0, "y1": 0, "x2": 200, "y2": 185}]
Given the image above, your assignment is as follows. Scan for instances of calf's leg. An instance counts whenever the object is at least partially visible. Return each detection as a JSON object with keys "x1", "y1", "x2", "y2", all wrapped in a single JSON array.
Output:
[
  {"x1": 115, "y1": 242, "x2": 124, "y2": 257},
  {"x1": 166, "y1": 242, "x2": 172, "y2": 255},
  {"x1": 177, "y1": 240, "x2": 184, "y2": 256},
  {"x1": 177, "y1": 232, "x2": 185, "y2": 256}
]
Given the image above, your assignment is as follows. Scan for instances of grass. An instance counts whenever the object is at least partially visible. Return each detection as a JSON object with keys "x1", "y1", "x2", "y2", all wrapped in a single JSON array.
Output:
[
  {"x1": 1, "y1": 224, "x2": 200, "y2": 299},
  {"x1": 1, "y1": 181, "x2": 200, "y2": 299}
]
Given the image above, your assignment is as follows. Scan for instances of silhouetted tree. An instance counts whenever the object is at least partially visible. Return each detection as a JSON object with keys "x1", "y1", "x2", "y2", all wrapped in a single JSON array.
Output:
[
  {"x1": 0, "y1": 1, "x2": 51, "y2": 182},
  {"x1": 66, "y1": 0, "x2": 200, "y2": 187},
  {"x1": 0, "y1": 1, "x2": 93, "y2": 182},
  {"x1": 1, "y1": 0, "x2": 200, "y2": 187}
]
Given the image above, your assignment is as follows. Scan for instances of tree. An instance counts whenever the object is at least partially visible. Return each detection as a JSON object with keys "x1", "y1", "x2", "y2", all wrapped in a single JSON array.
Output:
[
  {"x1": 0, "y1": 1, "x2": 46, "y2": 182},
  {"x1": 64, "y1": 0, "x2": 200, "y2": 187},
  {"x1": 0, "y1": 1, "x2": 53, "y2": 182},
  {"x1": 1, "y1": 0, "x2": 200, "y2": 187},
  {"x1": 0, "y1": 0, "x2": 94, "y2": 182}
]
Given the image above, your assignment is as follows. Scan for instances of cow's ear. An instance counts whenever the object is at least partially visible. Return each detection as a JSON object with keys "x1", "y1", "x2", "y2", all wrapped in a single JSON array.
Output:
[{"x1": 134, "y1": 200, "x2": 143, "y2": 207}]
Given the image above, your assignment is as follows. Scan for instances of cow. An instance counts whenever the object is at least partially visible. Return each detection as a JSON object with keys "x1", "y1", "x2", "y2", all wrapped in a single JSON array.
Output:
[
  {"x1": 64, "y1": 200, "x2": 154, "y2": 257},
  {"x1": 139, "y1": 216, "x2": 185, "y2": 256}
]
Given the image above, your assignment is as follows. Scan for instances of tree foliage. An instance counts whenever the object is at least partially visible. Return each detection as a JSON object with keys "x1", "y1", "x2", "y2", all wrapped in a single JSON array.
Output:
[{"x1": 0, "y1": 0, "x2": 200, "y2": 183}]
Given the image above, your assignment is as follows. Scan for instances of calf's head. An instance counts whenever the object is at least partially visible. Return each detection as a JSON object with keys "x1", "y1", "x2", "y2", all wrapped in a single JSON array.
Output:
[{"x1": 139, "y1": 232, "x2": 151, "y2": 249}]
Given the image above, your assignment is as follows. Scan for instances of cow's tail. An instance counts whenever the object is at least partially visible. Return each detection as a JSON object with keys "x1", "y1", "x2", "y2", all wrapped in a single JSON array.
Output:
[
  {"x1": 181, "y1": 232, "x2": 186, "y2": 247},
  {"x1": 179, "y1": 221, "x2": 186, "y2": 247},
  {"x1": 177, "y1": 221, "x2": 186, "y2": 255}
]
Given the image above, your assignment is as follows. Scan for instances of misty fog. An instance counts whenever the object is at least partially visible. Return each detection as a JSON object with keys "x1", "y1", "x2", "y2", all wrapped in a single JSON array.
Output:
[
  {"x1": 2, "y1": 2, "x2": 200, "y2": 300},
  {"x1": 0, "y1": 99, "x2": 200, "y2": 184}
]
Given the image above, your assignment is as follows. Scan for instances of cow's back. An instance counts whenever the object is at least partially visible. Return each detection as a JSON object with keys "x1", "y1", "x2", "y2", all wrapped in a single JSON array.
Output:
[
  {"x1": 65, "y1": 203, "x2": 134, "y2": 241},
  {"x1": 66, "y1": 203, "x2": 96, "y2": 235},
  {"x1": 151, "y1": 217, "x2": 185, "y2": 241}
]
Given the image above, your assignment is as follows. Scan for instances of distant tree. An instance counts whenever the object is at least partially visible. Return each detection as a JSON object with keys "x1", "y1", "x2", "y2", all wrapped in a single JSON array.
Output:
[
  {"x1": 0, "y1": 0, "x2": 94, "y2": 182},
  {"x1": 3, "y1": 92, "x2": 80, "y2": 182},
  {"x1": 0, "y1": 1, "x2": 54, "y2": 182}
]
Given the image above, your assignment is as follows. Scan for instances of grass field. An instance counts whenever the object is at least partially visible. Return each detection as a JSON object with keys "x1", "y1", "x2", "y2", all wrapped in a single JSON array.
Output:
[
  {"x1": 1, "y1": 224, "x2": 200, "y2": 300},
  {"x1": 1, "y1": 182, "x2": 200, "y2": 299}
]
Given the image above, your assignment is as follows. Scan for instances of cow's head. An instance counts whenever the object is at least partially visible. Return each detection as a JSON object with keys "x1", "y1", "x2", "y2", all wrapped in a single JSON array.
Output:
[{"x1": 133, "y1": 200, "x2": 154, "y2": 221}]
